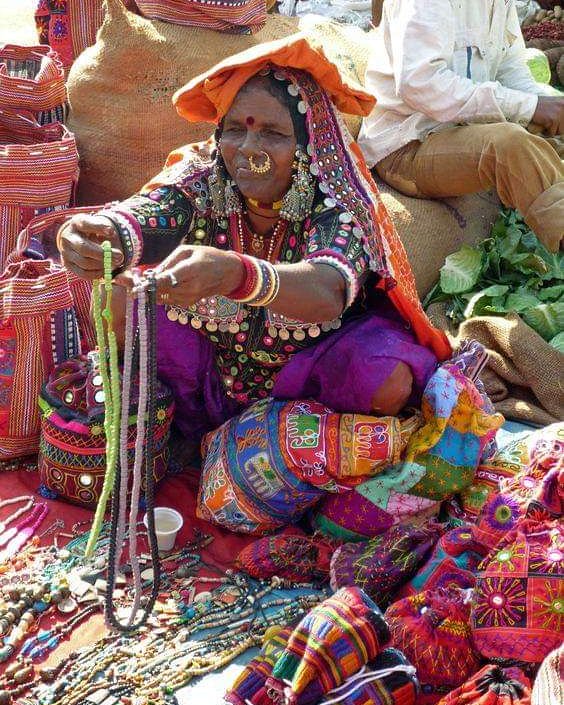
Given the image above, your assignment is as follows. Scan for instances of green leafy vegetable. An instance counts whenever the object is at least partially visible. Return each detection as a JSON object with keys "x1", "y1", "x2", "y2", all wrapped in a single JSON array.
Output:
[
  {"x1": 549, "y1": 332, "x2": 564, "y2": 354},
  {"x1": 522, "y1": 303, "x2": 564, "y2": 342},
  {"x1": 439, "y1": 245, "x2": 482, "y2": 294},
  {"x1": 426, "y1": 209, "x2": 564, "y2": 341}
]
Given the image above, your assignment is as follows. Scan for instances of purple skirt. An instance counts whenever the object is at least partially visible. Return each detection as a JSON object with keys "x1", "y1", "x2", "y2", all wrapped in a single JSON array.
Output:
[{"x1": 155, "y1": 309, "x2": 437, "y2": 443}]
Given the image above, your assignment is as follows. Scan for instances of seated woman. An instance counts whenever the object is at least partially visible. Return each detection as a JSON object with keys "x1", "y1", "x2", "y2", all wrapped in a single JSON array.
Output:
[{"x1": 58, "y1": 35, "x2": 450, "y2": 454}]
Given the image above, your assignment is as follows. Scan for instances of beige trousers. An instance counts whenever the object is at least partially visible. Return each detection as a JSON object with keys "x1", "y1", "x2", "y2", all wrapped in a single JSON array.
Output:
[{"x1": 375, "y1": 123, "x2": 564, "y2": 252}]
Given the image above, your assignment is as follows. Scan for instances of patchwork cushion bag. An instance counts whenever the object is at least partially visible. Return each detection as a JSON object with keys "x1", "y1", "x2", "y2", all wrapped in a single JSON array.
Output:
[
  {"x1": 197, "y1": 397, "x2": 416, "y2": 535},
  {"x1": 313, "y1": 343, "x2": 503, "y2": 541},
  {"x1": 38, "y1": 352, "x2": 174, "y2": 507}
]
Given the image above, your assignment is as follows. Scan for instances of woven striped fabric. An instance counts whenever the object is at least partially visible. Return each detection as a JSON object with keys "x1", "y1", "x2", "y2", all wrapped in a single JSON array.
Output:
[
  {"x1": 135, "y1": 0, "x2": 267, "y2": 33},
  {"x1": 0, "y1": 112, "x2": 78, "y2": 271},
  {"x1": 0, "y1": 44, "x2": 66, "y2": 124},
  {"x1": 68, "y1": 0, "x2": 106, "y2": 65},
  {"x1": 0, "y1": 260, "x2": 77, "y2": 459},
  {"x1": 267, "y1": 587, "x2": 390, "y2": 704}
]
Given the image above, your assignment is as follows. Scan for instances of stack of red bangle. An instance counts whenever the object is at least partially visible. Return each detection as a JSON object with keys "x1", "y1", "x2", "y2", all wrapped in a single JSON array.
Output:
[{"x1": 227, "y1": 252, "x2": 259, "y2": 300}]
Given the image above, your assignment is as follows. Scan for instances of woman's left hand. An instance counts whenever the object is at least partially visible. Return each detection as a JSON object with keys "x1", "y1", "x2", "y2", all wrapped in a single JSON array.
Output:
[{"x1": 115, "y1": 245, "x2": 243, "y2": 307}]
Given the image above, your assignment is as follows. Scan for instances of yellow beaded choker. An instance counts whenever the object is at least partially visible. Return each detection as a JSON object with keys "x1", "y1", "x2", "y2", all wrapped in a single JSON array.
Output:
[{"x1": 247, "y1": 197, "x2": 283, "y2": 211}]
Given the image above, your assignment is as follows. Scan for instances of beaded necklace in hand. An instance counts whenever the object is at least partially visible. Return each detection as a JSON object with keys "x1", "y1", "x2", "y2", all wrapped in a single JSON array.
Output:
[{"x1": 89, "y1": 245, "x2": 160, "y2": 632}]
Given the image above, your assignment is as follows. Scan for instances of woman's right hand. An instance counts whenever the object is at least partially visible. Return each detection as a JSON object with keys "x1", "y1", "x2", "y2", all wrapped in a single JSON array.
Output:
[{"x1": 58, "y1": 214, "x2": 125, "y2": 280}]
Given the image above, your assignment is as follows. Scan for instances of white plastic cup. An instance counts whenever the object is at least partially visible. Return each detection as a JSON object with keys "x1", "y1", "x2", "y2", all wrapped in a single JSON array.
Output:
[{"x1": 143, "y1": 507, "x2": 183, "y2": 552}]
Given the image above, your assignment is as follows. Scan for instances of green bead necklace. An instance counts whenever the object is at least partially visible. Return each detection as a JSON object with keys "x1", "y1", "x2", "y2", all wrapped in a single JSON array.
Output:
[{"x1": 86, "y1": 242, "x2": 121, "y2": 558}]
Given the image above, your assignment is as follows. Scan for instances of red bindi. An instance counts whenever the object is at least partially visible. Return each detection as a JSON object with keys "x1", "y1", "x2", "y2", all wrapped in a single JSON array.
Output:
[{"x1": 245, "y1": 116, "x2": 255, "y2": 126}]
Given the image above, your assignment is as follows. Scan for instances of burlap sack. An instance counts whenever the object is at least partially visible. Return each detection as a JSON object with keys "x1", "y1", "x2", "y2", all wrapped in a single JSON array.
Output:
[
  {"x1": 67, "y1": 0, "x2": 298, "y2": 205},
  {"x1": 375, "y1": 182, "x2": 501, "y2": 297},
  {"x1": 427, "y1": 304, "x2": 564, "y2": 426}
]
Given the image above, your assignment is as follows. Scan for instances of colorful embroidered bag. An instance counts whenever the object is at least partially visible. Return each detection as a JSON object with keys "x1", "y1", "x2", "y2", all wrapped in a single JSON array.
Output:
[
  {"x1": 329, "y1": 522, "x2": 444, "y2": 607},
  {"x1": 0, "y1": 44, "x2": 66, "y2": 123},
  {"x1": 266, "y1": 587, "x2": 390, "y2": 704},
  {"x1": 312, "y1": 344, "x2": 503, "y2": 541},
  {"x1": 385, "y1": 587, "x2": 481, "y2": 705},
  {"x1": 471, "y1": 519, "x2": 563, "y2": 665},
  {"x1": 462, "y1": 423, "x2": 563, "y2": 520},
  {"x1": 198, "y1": 396, "x2": 417, "y2": 534},
  {"x1": 0, "y1": 208, "x2": 95, "y2": 460},
  {"x1": 0, "y1": 111, "x2": 79, "y2": 271},
  {"x1": 227, "y1": 636, "x2": 419, "y2": 705},
  {"x1": 398, "y1": 524, "x2": 488, "y2": 598},
  {"x1": 38, "y1": 352, "x2": 175, "y2": 507},
  {"x1": 474, "y1": 427, "x2": 563, "y2": 550},
  {"x1": 436, "y1": 665, "x2": 531, "y2": 705}
]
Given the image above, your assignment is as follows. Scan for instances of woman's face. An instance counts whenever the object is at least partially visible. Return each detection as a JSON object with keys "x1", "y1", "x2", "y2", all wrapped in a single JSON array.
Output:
[{"x1": 220, "y1": 79, "x2": 297, "y2": 204}]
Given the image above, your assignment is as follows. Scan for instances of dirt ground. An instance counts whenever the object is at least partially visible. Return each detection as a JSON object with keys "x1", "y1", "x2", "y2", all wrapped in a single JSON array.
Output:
[{"x1": 0, "y1": 0, "x2": 37, "y2": 45}]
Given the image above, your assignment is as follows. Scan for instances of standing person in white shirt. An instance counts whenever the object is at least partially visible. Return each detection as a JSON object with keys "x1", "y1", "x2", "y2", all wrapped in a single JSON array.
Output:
[{"x1": 358, "y1": 0, "x2": 564, "y2": 251}]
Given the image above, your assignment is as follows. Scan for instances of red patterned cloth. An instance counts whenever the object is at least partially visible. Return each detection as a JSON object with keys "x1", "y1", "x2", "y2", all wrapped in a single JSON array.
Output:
[
  {"x1": 471, "y1": 519, "x2": 563, "y2": 665},
  {"x1": 436, "y1": 665, "x2": 531, "y2": 705},
  {"x1": 34, "y1": 0, "x2": 138, "y2": 74},
  {"x1": 236, "y1": 528, "x2": 337, "y2": 583},
  {"x1": 135, "y1": 0, "x2": 267, "y2": 33},
  {"x1": 385, "y1": 587, "x2": 481, "y2": 705}
]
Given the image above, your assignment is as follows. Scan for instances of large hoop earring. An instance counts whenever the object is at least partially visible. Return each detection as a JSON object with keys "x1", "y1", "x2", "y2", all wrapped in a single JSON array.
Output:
[
  {"x1": 279, "y1": 147, "x2": 315, "y2": 222},
  {"x1": 248, "y1": 151, "x2": 272, "y2": 174}
]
